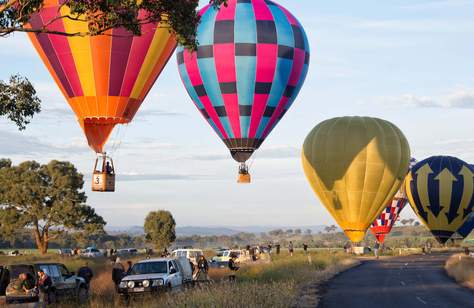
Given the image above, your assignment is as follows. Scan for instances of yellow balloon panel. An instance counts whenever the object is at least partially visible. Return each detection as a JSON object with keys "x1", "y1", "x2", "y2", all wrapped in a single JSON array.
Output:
[{"x1": 302, "y1": 117, "x2": 411, "y2": 242}]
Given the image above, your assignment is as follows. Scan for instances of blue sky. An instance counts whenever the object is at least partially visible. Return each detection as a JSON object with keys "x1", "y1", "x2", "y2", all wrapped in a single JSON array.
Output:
[{"x1": 1, "y1": 0, "x2": 474, "y2": 227}]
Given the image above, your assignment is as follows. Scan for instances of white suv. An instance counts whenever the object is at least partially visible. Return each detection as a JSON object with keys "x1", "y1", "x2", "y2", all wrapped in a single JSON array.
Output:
[
  {"x1": 171, "y1": 249, "x2": 203, "y2": 265},
  {"x1": 118, "y1": 257, "x2": 192, "y2": 299}
]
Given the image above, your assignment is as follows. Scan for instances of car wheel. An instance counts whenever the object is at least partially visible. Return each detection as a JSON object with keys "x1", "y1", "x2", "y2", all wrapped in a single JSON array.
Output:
[{"x1": 77, "y1": 286, "x2": 89, "y2": 304}]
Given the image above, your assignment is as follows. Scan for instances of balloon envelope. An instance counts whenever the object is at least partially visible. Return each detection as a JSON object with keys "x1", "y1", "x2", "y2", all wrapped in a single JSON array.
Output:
[
  {"x1": 28, "y1": 0, "x2": 177, "y2": 152},
  {"x1": 370, "y1": 197, "x2": 407, "y2": 244},
  {"x1": 457, "y1": 213, "x2": 474, "y2": 239},
  {"x1": 302, "y1": 117, "x2": 411, "y2": 243},
  {"x1": 177, "y1": 0, "x2": 310, "y2": 163},
  {"x1": 406, "y1": 156, "x2": 474, "y2": 244},
  {"x1": 370, "y1": 158, "x2": 417, "y2": 243}
]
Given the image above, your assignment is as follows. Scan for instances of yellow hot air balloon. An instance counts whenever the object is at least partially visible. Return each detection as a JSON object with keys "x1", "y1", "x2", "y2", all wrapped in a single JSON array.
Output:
[{"x1": 302, "y1": 117, "x2": 411, "y2": 242}]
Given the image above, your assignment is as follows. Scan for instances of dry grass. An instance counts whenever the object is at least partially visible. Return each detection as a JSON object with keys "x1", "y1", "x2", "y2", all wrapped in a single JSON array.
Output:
[
  {"x1": 1, "y1": 251, "x2": 356, "y2": 307},
  {"x1": 445, "y1": 253, "x2": 474, "y2": 289},
  {"x1": 81, "y1": 251, "x2": 354, "y2": 308}
]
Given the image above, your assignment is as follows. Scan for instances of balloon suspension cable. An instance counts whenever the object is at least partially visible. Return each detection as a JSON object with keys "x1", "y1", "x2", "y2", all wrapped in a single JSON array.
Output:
[
  {"x1": 239, "y1": 162, "x2": 249, "y2": 175},
  {"x1": 248, "y1": 150, "x2": 258, "y2": 171},
  {"x1": 109, "y1": 125, "x2": 122, "y2": 157},
  {"x1": 109, "y1": 123, "x2": 129, "y2": 159}
]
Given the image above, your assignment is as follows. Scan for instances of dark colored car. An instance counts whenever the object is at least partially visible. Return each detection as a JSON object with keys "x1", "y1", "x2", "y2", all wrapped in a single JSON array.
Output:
[{"x1": 0, "y1": 263, "x2": 88, "y2": 304}]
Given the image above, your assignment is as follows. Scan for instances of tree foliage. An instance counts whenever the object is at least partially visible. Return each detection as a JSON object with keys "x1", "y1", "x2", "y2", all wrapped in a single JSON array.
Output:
[
  {"x1": 0, "y1": 1, "x2": 228, "y2": 129},
  {"x1": 0, "y1": 159, "x2": 106, "y2": 254},
  {"x1": 0, "y1": 75, "x2": 41, "y2": 130},
  {"x1": 0, "y1": 0, "x2": 227, "y2": 49},
  {"x1": 144, "y1": 210, "x2": 176, "y2": 250}
]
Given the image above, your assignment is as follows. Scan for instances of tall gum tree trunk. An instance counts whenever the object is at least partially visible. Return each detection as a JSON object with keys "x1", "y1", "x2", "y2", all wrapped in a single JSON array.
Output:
[{"x1": 33, "y1": 226, "x2": 49, "y2": 255}]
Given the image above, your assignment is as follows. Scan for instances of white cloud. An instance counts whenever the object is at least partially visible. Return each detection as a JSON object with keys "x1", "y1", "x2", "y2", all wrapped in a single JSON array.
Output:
[
  {"x1": 0, "y1": 130, "x2": 89, "y2": 157},
  {"x1": 447, "y1": 89, "x2": 474, "y2": 108},
  {"x1": 376, "y1": 88, "x2": 474, "y2": 109},
  {"x1": 117, "y1": 173, "x2": 197, "y2": 182}
]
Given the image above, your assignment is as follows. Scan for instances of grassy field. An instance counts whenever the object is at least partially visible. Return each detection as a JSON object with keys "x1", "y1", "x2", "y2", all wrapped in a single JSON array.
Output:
[
  {"x1": 1, "y1": 250, "x2": 356, "y2": 307},
  {"x1": 445, "y1": 253, "x2": 474, "y2": 289}
]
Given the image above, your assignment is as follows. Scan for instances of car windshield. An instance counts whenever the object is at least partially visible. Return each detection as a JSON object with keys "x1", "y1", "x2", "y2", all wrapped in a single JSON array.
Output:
[{"x1": 130, "y1": 262, "x2": 167, "y2": 275}]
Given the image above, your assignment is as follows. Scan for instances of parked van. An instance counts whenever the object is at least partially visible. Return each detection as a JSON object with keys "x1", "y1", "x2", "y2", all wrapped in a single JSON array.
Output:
[
  {"x1": 117, "y1": 248, "x2": 139, "y2": 256},
  {"x1": 81, "y1": 247, "x2": 102, "y2": 258},
  {"x1": 171, "y1": 249, "x2": 203, "y2": 265}
]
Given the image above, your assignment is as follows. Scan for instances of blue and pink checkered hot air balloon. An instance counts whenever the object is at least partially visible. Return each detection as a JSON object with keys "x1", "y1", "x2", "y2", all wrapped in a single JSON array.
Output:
[{"x1": 177, "y1": 0, "x2": 310, "y2": 183}]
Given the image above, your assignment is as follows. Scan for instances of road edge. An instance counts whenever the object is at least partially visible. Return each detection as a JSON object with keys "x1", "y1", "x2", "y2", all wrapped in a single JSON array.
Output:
[{"x1": 292, "y1": 258, "x2": 362, "y2": 308}]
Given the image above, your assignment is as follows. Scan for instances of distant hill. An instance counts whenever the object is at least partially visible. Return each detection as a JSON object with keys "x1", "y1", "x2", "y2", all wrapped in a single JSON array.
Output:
[{"x1": 105, "y1": 225, "x2": 326, "y2": 236}]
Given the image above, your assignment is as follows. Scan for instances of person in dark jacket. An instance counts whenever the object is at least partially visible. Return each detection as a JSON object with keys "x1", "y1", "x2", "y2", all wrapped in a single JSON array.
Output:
[
  {"x1": 78, "y1": 262, "x2": 94, "y2": 287},
  {"x1": 112, "y1": 258, "x2": 125, "y2": 290},
  {"x1": 303, "y1": 243, "x2": 309, "y2": 254},
  {"x1": 197, "y1": 255, "x2": 209, "y2": 272},
  {"x1": 276, "y1": 244, "x2": 281, "y2": 255},
  {"x1": 228, "y1": 254, "x2": 240, "y2": 281},
  {"x1": 37, "y1": 269, "x2": 53, "y2": 304},
  {"x1": 195, "y1": 255, "x2": 209, "y2": 281}
]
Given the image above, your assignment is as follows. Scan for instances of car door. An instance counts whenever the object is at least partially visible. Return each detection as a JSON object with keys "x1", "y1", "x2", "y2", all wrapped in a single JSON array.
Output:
[
  {"x1": 39, "y1": 265, "x2": 64, "y2": 295},
  {"x1": 58, "y1": 265, "x2": 76, "y2": 296},
  {"x1": 168, "y1": 261, "x2": 180, "y2": 287}
]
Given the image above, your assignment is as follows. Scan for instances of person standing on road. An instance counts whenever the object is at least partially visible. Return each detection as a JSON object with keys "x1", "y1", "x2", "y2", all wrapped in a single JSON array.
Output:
[
  {"x1": 78, "y1": 262, "x2": 94, "y2": 288},
  {"x1": 374, "y1": 241, "x2": 380, "y2": 259},
  {"x1": 112, "y1": 257, "x2": 125, "y2": 290},
  {"x1": 303, "y1": 243, "x2": 308, "y2": 254},
  {"x1": 288, "y1": 241, "x2": 294, "y2": 257},
  {"x1": 426, "y1": 241, "x2": 432, "y2": 254},
  {"x1": 343, "y1": 242, "x2": 352, "y2": 254}
]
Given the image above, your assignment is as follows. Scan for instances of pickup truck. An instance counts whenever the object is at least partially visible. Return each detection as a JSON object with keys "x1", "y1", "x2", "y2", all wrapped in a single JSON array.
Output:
[
  {"x1": 118, "y1": 257, "x2": 193, "y2": 299},
  {"x1": 0, "y1": 263, "x2": 89, "y2": 304}
]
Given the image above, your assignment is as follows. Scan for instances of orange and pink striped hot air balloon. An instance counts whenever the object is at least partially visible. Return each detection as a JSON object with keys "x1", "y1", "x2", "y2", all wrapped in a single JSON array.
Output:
[{"x1": 27, "y1": 1, "x2": 177, "y2": 154}]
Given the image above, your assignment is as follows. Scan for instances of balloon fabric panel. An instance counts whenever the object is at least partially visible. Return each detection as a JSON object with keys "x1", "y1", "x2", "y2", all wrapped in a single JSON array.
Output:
[
  {"x1": 177, "y1": 0, "x2": 310, "y2": 162},
  {"x1": 458, "y1": 213, "x2": 474, "y2": 239},
  {"x1": 406, "y1": 156, "x2": 474, "y2": 243},
  {"x1": 370, "y1": 157, "x2": 417, "y2": 243},
  {"x1": 27, "y1": 0, "x2": 177, "y2": 152},
  {"x1": 302, "y1": 117, "x2": 411, "y2": 243},
  {"x1": 370, "y1": 198, "x2": 407, "y2": 243}
]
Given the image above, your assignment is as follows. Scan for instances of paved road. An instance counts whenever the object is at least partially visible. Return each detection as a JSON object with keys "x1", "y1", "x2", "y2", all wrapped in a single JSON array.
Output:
[{"x1": 320, "y1": 253, "x2": 474, "y2": 308}]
